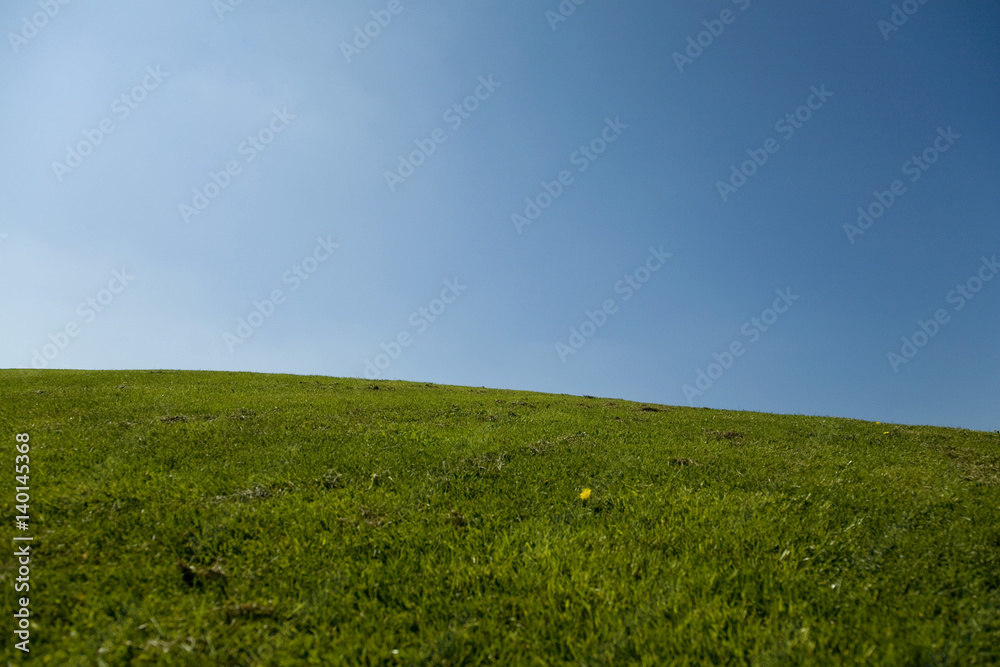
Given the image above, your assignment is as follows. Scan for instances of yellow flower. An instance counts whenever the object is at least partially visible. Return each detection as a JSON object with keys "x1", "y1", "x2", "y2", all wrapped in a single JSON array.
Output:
[
  {"x1": 884, "y1": 431, "x2": 889, "y2": 434},
  {"x1": 580, "y1": 488, "x2": 591, "y2": 501}
]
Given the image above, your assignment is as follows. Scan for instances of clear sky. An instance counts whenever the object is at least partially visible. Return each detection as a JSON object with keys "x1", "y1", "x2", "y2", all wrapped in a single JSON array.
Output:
[{"x1": 2, "y1": 1, "x2": 998, "y2": 431}]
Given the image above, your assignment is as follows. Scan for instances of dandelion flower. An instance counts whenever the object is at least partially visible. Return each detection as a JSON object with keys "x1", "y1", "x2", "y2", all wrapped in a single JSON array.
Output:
[{"x1": 580, "y1": 488, "x2": 591, "y2": 500}]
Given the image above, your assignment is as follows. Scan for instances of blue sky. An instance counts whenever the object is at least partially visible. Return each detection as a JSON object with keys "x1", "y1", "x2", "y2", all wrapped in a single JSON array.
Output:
[{"x1": 2, "y1": 1, "x2": 998, "y2": 431}]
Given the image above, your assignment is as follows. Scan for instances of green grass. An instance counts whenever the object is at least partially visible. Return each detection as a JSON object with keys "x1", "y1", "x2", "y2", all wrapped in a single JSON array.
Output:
[{"x1": 1, "y1": 369, "x2": 998, "y2": 665}]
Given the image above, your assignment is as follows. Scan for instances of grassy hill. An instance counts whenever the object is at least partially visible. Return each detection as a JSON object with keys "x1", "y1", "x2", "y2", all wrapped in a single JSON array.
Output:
[{"x1": 1, "y1": 369, "x2": 998, "y2": 665}]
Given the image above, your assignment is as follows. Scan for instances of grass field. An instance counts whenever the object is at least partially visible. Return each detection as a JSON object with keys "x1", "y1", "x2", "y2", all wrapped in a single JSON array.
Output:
[{"x1": 1, "y1": 369, "x2": 998, "y2": 665}]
